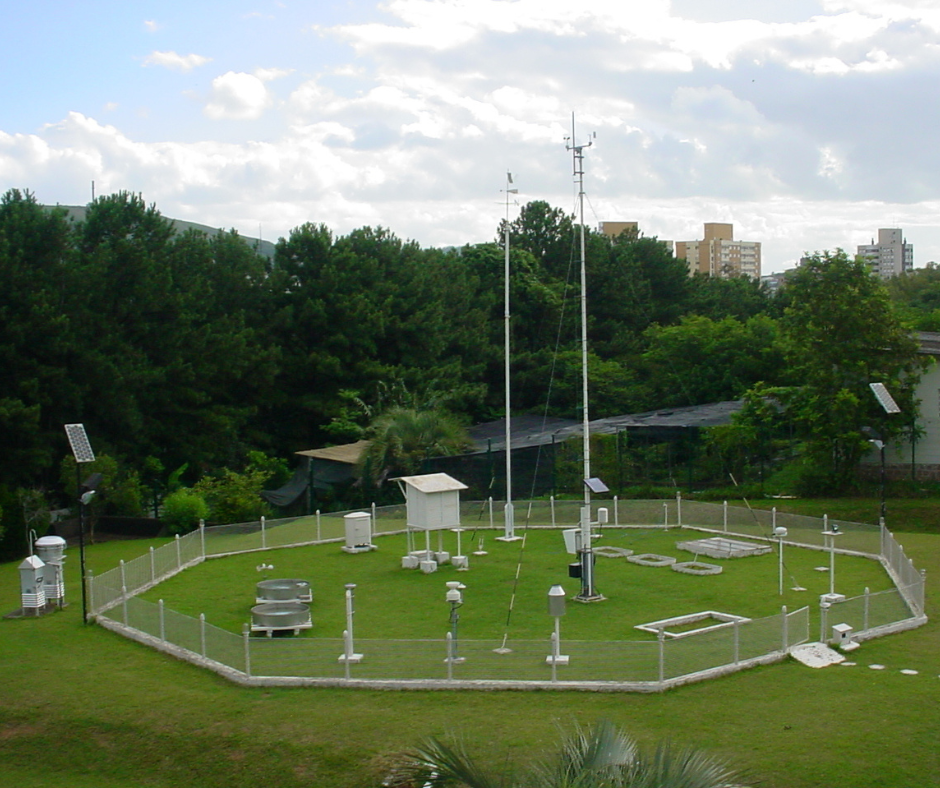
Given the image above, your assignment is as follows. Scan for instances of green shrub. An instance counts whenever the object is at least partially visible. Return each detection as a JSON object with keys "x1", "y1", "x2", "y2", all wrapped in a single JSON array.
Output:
[{"x1": 161, "y1": 489, "x2": 209, "y2": 535}]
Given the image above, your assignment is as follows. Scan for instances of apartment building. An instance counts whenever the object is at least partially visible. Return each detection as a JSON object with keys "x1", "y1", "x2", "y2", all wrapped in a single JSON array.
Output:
[
  {"x1": 675, "y1": 223, "x2": 761, "y2": 279},
  {"x1": 857, "y1": 228, "x2": 913, "y2": 279}
]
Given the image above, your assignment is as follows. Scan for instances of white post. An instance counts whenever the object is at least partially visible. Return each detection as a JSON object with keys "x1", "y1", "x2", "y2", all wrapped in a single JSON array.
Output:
[
  {"x1": 781, "y1": 605, "x2": 789, "y2": 652},
  {"x1": 175, "y1": 534, "x2": 181, "y2": 570},
  {"x1": 550, "y1": 495, "x2": 556, "y2": 527},
  {"x1": 200, "y1": 613, "x2": 207, "y2": 657},
  {"x1": 120, "y1": 559, "x2": 126, "y2": 593},
  {"x1": 261, "y1": 516, "x2": 266, "y2": 550},
  {"x1": 371, "y1": 502, "x2": 377, "y2": 537},
  {"x1": 613, "y1": 495, "x2": 619, "y2": 526},
  {"x1": 863, "y1": 587, "x2": 870, "y2": 631},
  {"x1": 122, "y1": 585, "x2": 128, "y2": 625},
  {"x1": 819, "y1": 601, "x2": 829, "y2": 643},
  {"x1": 488, "y1": 497, "x2": 494, "y2": 530},
  {"x1": 316, "y1": 509, "x2": 321, "y2": 542},
  {"x1": 676, "y1": 491, "x2": 682, "y2": 527},
  {"x1": 723, "y1": 500, "x2": 728, "y2": 532},
  {"x1": 829, "y1": 533, "x2": 836, "y2": 596},
  {"x1": 199, "y1": 519, "x2": 206, "y2": 559},
  {"x1": 657, "y1": 629, "x2": 665, "y2": 685},
  {"x1": 550, "y1": 631, "x2": 558, "y2": 682},
  {"x1": 149, "y1": 547, "x2": 156, "y2": 583},
  {"x1": 338, "y1": 583, "x2": 363, "y2": 665},
  {"x1": 243, "y1": 624, "x2": 251, "y2": 678},
  {"x1": 446, "y1": 632, "x2": 454, "y2": 680},
  {"x1": 663, "y1": 502, "x2": 668, "y2": 528},
  {"x1": 159, "y1": 599, "x2": 165, "y2": 642}
]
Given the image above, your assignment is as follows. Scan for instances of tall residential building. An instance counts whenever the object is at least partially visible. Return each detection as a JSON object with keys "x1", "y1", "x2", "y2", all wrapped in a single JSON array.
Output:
[
  {"x1": 857, "y1": 228, "x2": 913, "y2": 279},
  {"x1": 598, "y1": 221, "x2": 674, "y2": 254},
  {"x1": 675, "y1": 223, "x2": 761, "y2": 279}
]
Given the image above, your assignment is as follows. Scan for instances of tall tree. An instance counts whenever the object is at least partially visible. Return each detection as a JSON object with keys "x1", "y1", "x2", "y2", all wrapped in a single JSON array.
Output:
[
  {"x1": 0, "y1": 190, "x2": 77, "y2": 486},
  {"x1": 359, "y1": 407, "x2": 471, "y2": 486},
  {"x1": 642, "y1": 314, "x2": 785, "y2": 408},
  {"x1": 776, "y1": 250, "x2": 924, "y2": 490}
]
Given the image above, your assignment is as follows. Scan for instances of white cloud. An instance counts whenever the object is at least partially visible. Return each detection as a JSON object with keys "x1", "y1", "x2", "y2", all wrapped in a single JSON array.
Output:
[
  {"x1": 204, "y1": 72, "x2": 271, "y2": 120},
  {"x1": 143, "y1": 50, "x2": 212, "y2": 73},
  {"x1": 143, "y1": 19, "x2": 161, "y2": 33}
]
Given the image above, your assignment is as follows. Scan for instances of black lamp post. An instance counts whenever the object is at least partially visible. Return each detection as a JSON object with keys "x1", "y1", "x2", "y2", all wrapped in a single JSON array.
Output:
[{"x1": 64, "y1": 424, "x2": 98, "y2": 624}]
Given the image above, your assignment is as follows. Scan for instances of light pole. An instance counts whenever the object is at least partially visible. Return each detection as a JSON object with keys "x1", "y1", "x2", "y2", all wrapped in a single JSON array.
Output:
[{"x1": 64, "y1": 424, "x2": 98, "y2": 625}]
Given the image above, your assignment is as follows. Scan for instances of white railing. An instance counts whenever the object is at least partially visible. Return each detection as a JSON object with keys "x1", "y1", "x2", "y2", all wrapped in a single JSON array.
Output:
[
  {"x1": 96, "y1": 595, "x2": 809, "y2": 690},
  {"x1": 86, "y1": 498, "x2": 925, "y2": 690}
]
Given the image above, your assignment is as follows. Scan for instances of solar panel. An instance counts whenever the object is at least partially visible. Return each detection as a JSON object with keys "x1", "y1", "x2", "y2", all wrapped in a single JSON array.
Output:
[
  {"x1": 64, "y1": 423, "x2": 96, "y2": 463},
  {"x1": 870, "y1": 383, "x2": 901, "y2": 414}
]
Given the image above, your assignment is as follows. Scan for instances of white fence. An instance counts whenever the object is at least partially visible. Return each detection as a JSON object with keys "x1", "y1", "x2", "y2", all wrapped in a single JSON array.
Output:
[{"x1": 88, "y1": 499, "x2": 926, "y2": 691}]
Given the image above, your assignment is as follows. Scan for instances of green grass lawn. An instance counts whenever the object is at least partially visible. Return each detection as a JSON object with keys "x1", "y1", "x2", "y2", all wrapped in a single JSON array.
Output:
[
  {"x1": 2, "y1": 500, "x2": 938, "y2": 788},
  {"x1": 139, "y1": 527, "x2": 895, "y2": 643}
]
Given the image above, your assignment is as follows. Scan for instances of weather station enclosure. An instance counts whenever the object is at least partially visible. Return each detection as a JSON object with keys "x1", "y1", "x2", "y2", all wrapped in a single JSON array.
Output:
[
  {"x1": 395, "y1": 473, "x2": 468, "y2": 531},
  {"x1": 395, "y1": 473, "x2": 468, "y2": 572}
]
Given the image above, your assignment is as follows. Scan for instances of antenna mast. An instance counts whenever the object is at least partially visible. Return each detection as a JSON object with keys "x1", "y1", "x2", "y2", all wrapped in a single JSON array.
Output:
[
  {"x1": 498, "y1": 172, "x2": 521, "y2": 542},
  {"x1": 566, "y1": 114, "x2": 603, "y2": 601}
]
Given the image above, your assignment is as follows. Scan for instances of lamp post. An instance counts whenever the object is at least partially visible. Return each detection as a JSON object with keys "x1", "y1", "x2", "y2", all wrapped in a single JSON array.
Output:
[
  {"x1": 862, "y1": 426, "x2": 887, "y2": 523},
  {"x1": 64, "y1": 424, "x2": 98, "y2": 625},
  {"x1": 867, "y1": 382, "x2": 901, "y2": 524}
]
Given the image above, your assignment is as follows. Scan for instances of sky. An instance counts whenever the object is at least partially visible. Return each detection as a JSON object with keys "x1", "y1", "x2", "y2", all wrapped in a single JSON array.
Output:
[{"x1": 2, "y1": 0, "x2": 940, "y2": 274}]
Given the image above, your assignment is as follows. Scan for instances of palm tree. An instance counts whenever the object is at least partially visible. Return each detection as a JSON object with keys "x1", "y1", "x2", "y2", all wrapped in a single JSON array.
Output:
[
  {"x1": 380, "y1": 720, "x2": 751, "y2": 788},
  {"x1": 360, "y1": 406, "x2": 472, "y2": 485}
]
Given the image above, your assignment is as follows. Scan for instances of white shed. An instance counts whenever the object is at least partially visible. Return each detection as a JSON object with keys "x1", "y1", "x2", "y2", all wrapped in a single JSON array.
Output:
[{"x1": 395, "y1": 473, "x2": 468, "y2": 530}]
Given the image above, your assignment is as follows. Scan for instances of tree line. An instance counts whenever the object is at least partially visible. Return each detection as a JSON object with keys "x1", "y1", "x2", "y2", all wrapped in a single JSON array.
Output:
[{"x1": 0, "y1": 188, "x2": 929, "y2": 552}]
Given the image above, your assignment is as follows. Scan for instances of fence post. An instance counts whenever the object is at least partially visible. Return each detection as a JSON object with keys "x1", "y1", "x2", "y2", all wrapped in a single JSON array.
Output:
[
  {"x1": 343, "y1": 630, "x2": 351, "y2": 681},
  {"x1": 261, "y1": 516, "x2": 266, "y2": 550},
  {"x1": 657, "y1": 630, "x2": 665, "y2": 686},
  {"x1": 199, "y1": 519, "x2": 206, "y2": 559},
  {"x1": 316, "y1": 510, "x2": 321, "y2": 542},
  {"x1": 819, "y1": 601, "x2": 829, "y2": 643},
  {"x1": 772, "y1": 506, "x2": 777, "y2": 533},
  {"x1": 550, "y1": 496, "x2": 556, "y2": 527},
  {"x1": 676, "y1": 491, "x2": 682, "y2": 527},
  {"x1": 175, "y1": 534, "x2": 181, "y2": 570},
  {"x1": 663, "y1": 502, "x2": 668, "y2": 529},
  {"x1": 733, "y1": 619, "x2": 740, "y2": 665},
  {"x1": 121, "y1": 585, "x2": 128, "y2": 625},
  {"x1": 200, "y1": 613, "x2": 207, "y2": 658},
  {"x1": 150, "y1": 547, "x2": 156, "y2": 584},
  {"x1": 119, "y1": 559, "x2": 126, "y2": 594},
  {"x1": 446, "y1": 632, "x2": 454, "y2": 681},
  {"x1": 781, "y1": 605, "x2": 788, "y2": 652},
  {"x1": 243, "y1": 624, "x2": 251, "y2": 678},
  {"x1": 723, "y1": 500, "x2": 728, "y2": 532},
  {"x1": 488, "y1": 497, "x2": 494, "y2": 530},
  {"x1": 371, "y1": 502, "x2": 377, "y2": 537},
  {"x1": 613, "y1": 495, "x2": 619, "y2": 526},
  {"x1": 863, "y1": 587, "x2": 870, "y2": 631},
  {"x1": 159, "y1": 599, "x2": 165, "y2": 642},
  {"x1": 86, "y1": 569, "x2": 94, "y2": 614}
]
